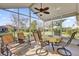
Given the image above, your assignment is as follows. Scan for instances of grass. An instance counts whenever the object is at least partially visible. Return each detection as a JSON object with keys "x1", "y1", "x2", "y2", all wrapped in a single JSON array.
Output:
[
  {"x1": 1, "y1": 30, "x2": 79, "y2": 40},
  {"x1": 62, "y1": 32, "x2": 70, "y2": 36},
  {"x1": 44, "y1": 31, "x2": 53, "y2": 35},
  {"x1": 0, "y1": 31, "x2": 30, "y2": 38}
]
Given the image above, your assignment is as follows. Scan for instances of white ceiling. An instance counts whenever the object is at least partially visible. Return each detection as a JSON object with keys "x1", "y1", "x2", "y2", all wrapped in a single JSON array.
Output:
[
  {"x1": 0, "y1": 3, "x2": 79, "y2": 21},
  {"x1": 0, "y1": 3, "x2": 32, "y2": 8},
  {"x1": 31, "y1": 3, "x2": 78, "y2": 21}
]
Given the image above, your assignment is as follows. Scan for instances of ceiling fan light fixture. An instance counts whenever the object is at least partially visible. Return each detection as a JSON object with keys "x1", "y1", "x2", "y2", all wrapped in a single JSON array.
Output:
[
  {"x1": 40, "y1": 14, "x2": 42, "y2": 16},
  {"x1": 34, "y1": 3, "x2": 50, "y2": 15}
]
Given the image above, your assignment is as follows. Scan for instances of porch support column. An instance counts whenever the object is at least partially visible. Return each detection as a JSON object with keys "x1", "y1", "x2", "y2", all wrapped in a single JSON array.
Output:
[{"x1": 29, "y1": 8, "x2": 32, "y2": 42}]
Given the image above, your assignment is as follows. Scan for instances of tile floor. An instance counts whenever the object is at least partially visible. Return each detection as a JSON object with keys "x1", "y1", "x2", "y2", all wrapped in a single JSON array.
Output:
[{"x1": 0, "y1": 38, "x2": 79, "y2": 56}]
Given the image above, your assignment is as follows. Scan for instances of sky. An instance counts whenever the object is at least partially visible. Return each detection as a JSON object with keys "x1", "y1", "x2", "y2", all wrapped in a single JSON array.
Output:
[
  {"x1": 0, "y1": 8, "x2": 78, "y2": 28},
  {"x1": 0, "y1": 8, "x2": 39, "y2": 26},
  {"x1": 62, "y1": 16, "x2": 77, "y2": 28}
]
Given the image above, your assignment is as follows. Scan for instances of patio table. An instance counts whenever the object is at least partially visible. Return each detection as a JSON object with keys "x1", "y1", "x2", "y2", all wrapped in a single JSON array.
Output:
[{"x1": 43, "y1": 36, "x2": 62, "y2": 51}]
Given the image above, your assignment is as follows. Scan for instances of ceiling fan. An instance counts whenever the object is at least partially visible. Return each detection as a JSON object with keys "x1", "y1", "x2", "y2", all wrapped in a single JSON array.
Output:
[{"x1": 34, "y1": 3, "x2": 50, "y2": 16}]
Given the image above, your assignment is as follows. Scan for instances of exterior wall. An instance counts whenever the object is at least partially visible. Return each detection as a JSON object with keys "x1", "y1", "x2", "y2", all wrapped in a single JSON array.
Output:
[{"x1": 0, "y1": 26, "x2": 8, "y2": 33}]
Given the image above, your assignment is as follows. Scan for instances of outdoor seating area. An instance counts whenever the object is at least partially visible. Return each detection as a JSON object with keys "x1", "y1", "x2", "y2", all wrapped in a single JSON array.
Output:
[{"x1": 0, "y1": 3, "x2": 79, "y2": 56}]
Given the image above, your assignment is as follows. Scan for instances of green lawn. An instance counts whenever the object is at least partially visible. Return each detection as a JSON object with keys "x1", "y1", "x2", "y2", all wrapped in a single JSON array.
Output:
[
  {"x1": 44, "y1": 31, "x2": 53, "y2": 35},
  {"x1": 0, "y1": 31, "x2": 30, "y2": 38},
  {"x1": 1, "y1": 30, "x2": 79, "y2": 40}
]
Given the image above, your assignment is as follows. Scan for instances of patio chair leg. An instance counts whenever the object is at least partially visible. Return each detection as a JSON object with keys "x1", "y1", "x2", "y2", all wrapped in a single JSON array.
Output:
[
  {"x1": 1, "y1": 44, "x2": 12, "y2": 56},
  {"x1": 57, "y1": 47, "x2": 72, "y2": 56},
  {"x1": 64, "y1": 48, "x2": 67, "y2": 55},
  {"x1": 36, "y1": 47, "x2": 48, "y2": 56},
  {"x1": 51, "y1": 43, "x2": 55, "y2": 51}
]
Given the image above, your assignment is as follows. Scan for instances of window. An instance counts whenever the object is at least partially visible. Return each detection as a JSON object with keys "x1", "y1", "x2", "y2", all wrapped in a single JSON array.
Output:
[
  {"x1": 19, "y1": 8, "x2": 29, "y2": 16},
  {"x1": 31, "y1": 10, "x2": 39, "y2": 19},
  {"x1": 0, "y1": 9, "x2": 14, "y2": 26},
  {"x1": 6, "y1": 9, "x2": 18, "y2": 13},
  {"x1": 62, "y1": 16, "x2": 77, "y2": 28},
  {"x1": 19, "y1": 14, "x2": 30, "y2": 29},
  {"x1": 61, "y1": 16, "x2": 77, "y2": 37}
]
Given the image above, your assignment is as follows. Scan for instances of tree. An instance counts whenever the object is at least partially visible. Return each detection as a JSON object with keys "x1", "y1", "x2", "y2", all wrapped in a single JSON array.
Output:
[
  {"x1": 11, "y1": 14, "x2": 29, "y2": 31},
  {"x1": 30, "y1": 20, "x2": 37, "y2": 32},
  {"x1": 11, "y1": 14, "x2": 18, "y2": 27}
]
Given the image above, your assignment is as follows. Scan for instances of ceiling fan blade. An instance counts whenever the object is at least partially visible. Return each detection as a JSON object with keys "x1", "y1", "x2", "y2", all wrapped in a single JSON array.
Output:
[
  {"x1": 34, "y1": 12, "x2": 40, "y2": 14},
  {"x1": 43, "y1": 7, "x2": 49, "y2": 10},
  {"x1": 43, "y1": 11, "x2": 50, "y2": 14},
  {"x1": 34, "y1": 8, "x2": 40, "y2": 11}
]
